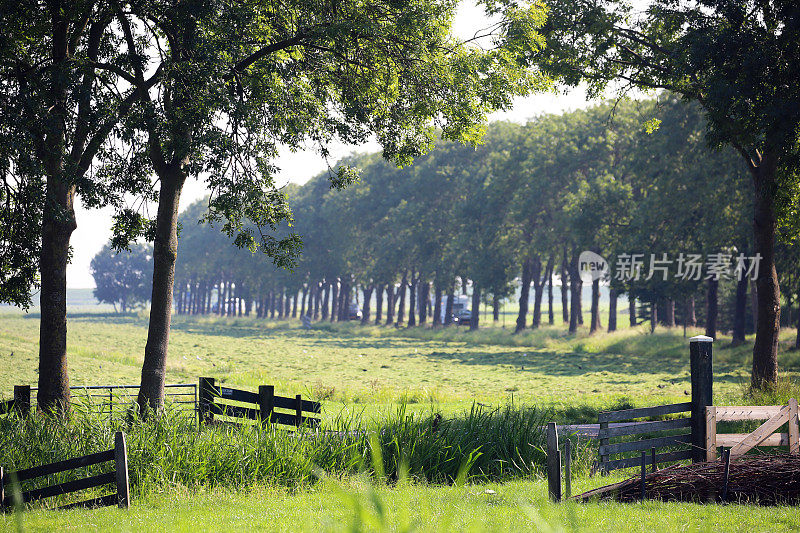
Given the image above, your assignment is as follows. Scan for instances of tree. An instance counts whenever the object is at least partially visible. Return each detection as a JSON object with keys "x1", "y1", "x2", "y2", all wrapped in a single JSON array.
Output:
[
  {"x1": 111, "y1": 0, "x2": 547, "y2": 410},
  {"x1": 91, "y1": 243, "x2": 154, "y2": 312},
  {"x1": 532, "y1": 0, "x2": 800, "y2": 388},
  {"x1": 0, "y1": 1, "x2": 159, "y2": 412}
]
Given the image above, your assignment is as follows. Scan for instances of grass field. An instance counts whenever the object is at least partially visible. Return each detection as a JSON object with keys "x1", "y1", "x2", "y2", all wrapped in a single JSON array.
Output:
[{"x1": 2, "y1": 307, "x2": 800, "y2": 531}]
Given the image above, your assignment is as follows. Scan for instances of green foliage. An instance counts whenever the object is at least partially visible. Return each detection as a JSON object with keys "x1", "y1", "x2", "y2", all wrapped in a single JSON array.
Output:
[{"x1": 91, "y1": 243, "x2": 154, "y2": 313}]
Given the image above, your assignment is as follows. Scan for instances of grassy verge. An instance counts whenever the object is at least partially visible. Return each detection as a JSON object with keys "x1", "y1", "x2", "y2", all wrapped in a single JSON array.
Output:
[{"x1": 5, "y1": 477, "x2": 800, "y2": 532}]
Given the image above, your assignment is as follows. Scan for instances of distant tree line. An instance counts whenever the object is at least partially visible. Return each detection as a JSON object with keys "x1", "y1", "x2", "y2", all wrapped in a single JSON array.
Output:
[{"x1": 163, "y1": 96, "x2": 800, "y2": 343}]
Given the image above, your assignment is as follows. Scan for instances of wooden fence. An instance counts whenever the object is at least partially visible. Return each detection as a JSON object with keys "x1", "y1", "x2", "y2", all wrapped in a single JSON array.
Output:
[
  {"x1": 705, "y1": 398, "x2": 800, "y2": 460},
  {"x1": 199, "y1": 377, "x2": 321, "y2": 428},
  {"x1": 596, "y1": 402, "x2": 694, "y2": 473},
  {"x1": 1, "y1": 432, "x2": 129, "y2": 511}
]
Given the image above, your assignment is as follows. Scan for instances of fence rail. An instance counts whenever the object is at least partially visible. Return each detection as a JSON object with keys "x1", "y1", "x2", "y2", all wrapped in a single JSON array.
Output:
[
  {"x1": 1, "y1": 432, "x2": 129, "y2": 511},
  {"x1": 705, "y1": 398, "x2": 800, "y2": 460}
]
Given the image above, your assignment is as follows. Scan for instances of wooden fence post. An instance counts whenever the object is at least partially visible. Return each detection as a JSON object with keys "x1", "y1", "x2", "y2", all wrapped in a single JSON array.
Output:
[
  {"x1": 789, "y1": 398, "x2": 799, "y2": 455},
  {"x1": 598, "y1": 419, "x2": 609, "y2": 475},
  {"x1": 705, "y1": 406, "x2": 717, "y2": 461},
  {"x1": 546, "y1": 422, "x2": 561, "y2": 502},
  {"x1": 199, "y1": 377, "x2": 215, "y2": 425},
  {"x1": 13, "y1": 385, "x2": 30, "y2": 416},
  {"x1": 114, "y1": 432, "x2": 130, "y2": 509},
  {"x1": 689, "y1": 335, "x2": 713, "y2": 463},
  {"x1": 295, "y1": 394, "x2": 303, "y2": 427},
  {"x1": 259, "y1": 385, "x2": 274, "y2": 425}
]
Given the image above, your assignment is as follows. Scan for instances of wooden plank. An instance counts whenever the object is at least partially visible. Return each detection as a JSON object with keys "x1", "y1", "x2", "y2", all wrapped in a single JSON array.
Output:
[
  {"x1": 218, "y1": 387, "x2": 259, "y2": 405},
  {"x1": 271, "y1": 411, "x2": 320, "y2": 428},
  {"x1": 706, "y1": 406, "x2": 717, "y2": 461},
  {"x1": 598, "y1": 420, "x2": 609, "y2": 472},
  {"x1": 12, "y1": 449, "x2": 114, "y2": 482},
  {"x1": 273, "y1": 395, "x2": 321, "y2": 414},
  {"x1": 16, "y1": 471, "x2": 115, "y2": 503},
  {"x1": 602, "y1": 449, "x2": 692, "y2": 472},
  {"x1": 114, "y1": 432, "x2": 130, "y2": 509},
  {"x1": 598, "y1": 433, "x2": 691, "y2": 456},
  {"x1": 209, "y1": 402, "x2": 259, "y2": 420},
  {"x1": 546, "y1": 422, "x2": 561, "y2": 502},
  {"x1": 715, "y1": 406, "x2": 782, "y2": 422},
  {"x1": 729, "y1": 405, "x2": 790, "y2": 457},
  {"x1": 598, "y1": 402, "x2": 692, "y2": 423},
  {"x1": 789, "y1": 398, "x2": 799, "y2": 455},
  {"x1": 58, "y1": 493, "x2": 118, "y2": 510},
  {"x1": 599, "y1": 418, "x2": 691, "y2": 439},
  {"x1": 716, "y1": 433, "x2": 788, "y2": 447}
]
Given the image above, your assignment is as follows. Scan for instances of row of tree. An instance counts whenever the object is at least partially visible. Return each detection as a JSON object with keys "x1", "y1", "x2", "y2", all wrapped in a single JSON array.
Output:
[{"x1": 168, "y1": 95, "x2": 800, "y2": 352}]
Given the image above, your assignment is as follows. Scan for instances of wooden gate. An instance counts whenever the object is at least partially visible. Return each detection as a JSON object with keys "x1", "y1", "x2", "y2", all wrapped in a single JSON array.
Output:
[{"x1": 705, "y1": 398, "x2": 799, "y2": 460}]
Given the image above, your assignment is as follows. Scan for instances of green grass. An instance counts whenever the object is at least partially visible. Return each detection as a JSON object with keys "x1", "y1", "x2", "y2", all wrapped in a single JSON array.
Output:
[
  {"x1": 2, "y1": 312, "x2": 799, "y2": 420},
  {"x1": 5, "y1": 478, "x2": 800, "y2": 532}
]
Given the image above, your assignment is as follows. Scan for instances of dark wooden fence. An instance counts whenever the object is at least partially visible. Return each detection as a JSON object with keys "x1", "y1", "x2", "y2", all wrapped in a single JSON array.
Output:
[
  {"x1": 199, "y1": 377, "x2": 321, "y2": 428},
  {"x1": 1, "y1": 432, "x2": 130, "y2": 511}
]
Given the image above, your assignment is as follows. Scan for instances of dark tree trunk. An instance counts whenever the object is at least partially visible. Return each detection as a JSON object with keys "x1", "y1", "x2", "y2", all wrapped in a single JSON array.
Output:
[
  {"x1": 138, "y1": 172, "x2": 185, "y2": 412},
  {"x1": 419, "y1": 281, "x2": 429, "y2": 325},
  {"x1": 665, "y1": 299, "x2": 676, "y2": 328},
  {"x1": 547, "y1": 260, "x2": 554, "y2": 325},
  {"x1": 330, "y1": 281, "x2": 338, "y2": 322},
  {"x1": 433, "y1": 284, "x2": 443, "y2": 326},
  {"x1": 38, "y1": 178, "x2": 76, "y2": 413},
  {"x1": 629, "y1": 296, "x2": 637, "y2": 327},
  {"x1": 445, "y1": 287, "x2": 454, "y2": 326},
  {"x1": 590, "y1": 278, "x2": 601, "y2": 333},
  {"x1": 408, "y1": 273, "x2": 417, "y2": 327},
  {"x1": 300, "y1": 287, "x2": 307, "y2": 317},
  {"x1": 568, "y1": 250, "x2": 580, "y2": 333},
  {"x1": 469, "y1": 286, "x2": 481, "y2": 331},
  {"x1": 270, "y1": 290, "x2": 276, "y2": 319},
  {"x1": 577, "y1": 277, "x2": 584, "y2": 325},
  {"x1": 650, "y1": 301, "x2": 657, "y2": 333},
  {"x1": 284, "y1": 289, "x2": 291, "y2": 317},
  {"x1": 531, "y1": 257, "x2": 543, "y2": 328},
  {"x1": 313, "y1": 282, "x2": 321, "y2": 320},
  {"x1": 751, "y1": 164, "x2": 780, "y2": 388},
  {"x1": 561, "y1": 251, "x2": 569, "y2": 324},
  {"x1": 492, "y1": 293, "x2": 500, "y2": 322},
  {"x1": 706, "y1": 278, "x2": 719, "y2": 339},
  {"x1": 361, "y1": 285, "x2": 373, "y2": 324},
  {"x1": 516, "y1": 258, "x2": 532, "y2": 333},
  {"x1": 292, "y1": 291, "x2": 298, "y2": 318},
  {"x1": 321, "y1": 282, "x2": 330, "y2": 320},
  {"x1": 374, "y1": 284, "x2": 384, "y2": 324},
  {"x1": 384, "y1": 283, "x2": 394, "y2": 325},
  {"x1": 732, "y1": 270, "x2": 748, "y2": 345},
  {"x1": 688, "y1": 296, "x2": 697, "y2": 326},
  {"x1": 397, "y1": 272, "x2": 407, "y2": 326},
  {"x1": 608, "y1": 288, "x2": 617, "y2": 332}
]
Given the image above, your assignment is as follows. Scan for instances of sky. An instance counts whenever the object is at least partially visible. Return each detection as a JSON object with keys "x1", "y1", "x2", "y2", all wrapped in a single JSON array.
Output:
[{"x1": 66, "y1": 2, "x2": 594, "y2": 288}]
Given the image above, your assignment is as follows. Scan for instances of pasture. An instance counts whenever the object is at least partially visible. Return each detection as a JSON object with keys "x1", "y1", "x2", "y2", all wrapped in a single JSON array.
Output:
[{"x1": 1, "y1": 309, "x2": 800, "y2": 531}]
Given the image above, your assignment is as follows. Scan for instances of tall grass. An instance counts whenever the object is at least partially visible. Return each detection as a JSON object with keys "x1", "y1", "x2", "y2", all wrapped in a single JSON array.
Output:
[{"x1": 0, "y1": 403, "x2": 594, "y2": 507}]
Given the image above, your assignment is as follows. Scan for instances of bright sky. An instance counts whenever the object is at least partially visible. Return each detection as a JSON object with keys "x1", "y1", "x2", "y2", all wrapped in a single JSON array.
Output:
[{"x1": 66, "y1": 2, "x2": 593, "y2": 288}]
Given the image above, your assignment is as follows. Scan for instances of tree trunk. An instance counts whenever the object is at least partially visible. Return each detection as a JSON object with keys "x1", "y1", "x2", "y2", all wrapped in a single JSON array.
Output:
[
  {"x1": 561, "y1": 251, "x2": 569, "y2": 324},
  {"x1": 433, "y1": 284, "x2": 443, "y2": 327},
  {"x1": 444, "y1": 287, "x2": 454, "y2": 326},
  {"x1": 330, "y1": 281, "x2": 338, "y2": 322},
  {"x1": 361, "y1": 285, "x2": 373, "y2": 324},
  {"x1": 547, "y1": 260, "x2": 554, "y2": 325},
  {"x1": 629, "y1": 296, "x2": 637, "y2": 327},
  {"x1": 469, "y1": 285, "x2": 481, "y2": 331},
  {"x1": 375, "y1": 284, "x2": 384, "y2": 324},
  {"x1": 568, "y1": 250, "x2": 580, "y2": 333},
  {"x1": 665, "y1": 299, "x2": 676, "y2": 328},
  {"x1": 531, "y1": 257, "x2": 543, "y2": 328},
  {"x1": 419, "y1": 281, "x2": 429, "y2": 325},
  {"x1": 321, "y1": 282, "x2": 330, "y2": 320},
  {"x1": 385, "y1": 283, "x2": 394, "y2": 325},
  {"x1": 650, "y1": 301, "x2": 657, "y2": 333},
  {"x1": 492, "y1": 293, "x2": 500, "y2": 322},
  {"x1": 751, "y1": 164, "x2": 780, "y2": 387},
  {"x1": 408, "y1": 273, "x2": 417, "y2": 327},
  {"x1": 138, "y1": 172, "x2": 185, "y2": 412},
  {"x1": 577, "y1": 277, "x2": 584, "y2": 325},
  {"x1": 608, "y1": 288, "x2": 617, "y2": 332},
  {"x1": 688, "y1": 296, "x2": 697, "y2": 326},
  {"x1": 706, "y1": 278, "x2": 718, "y2": 340},
  {"x1": 300, "y1": 287, "x2": 307, "y2": 317},
  {"x1": 397, "y1": 272, "x2": 407, "y2": 326},
  {"x1": 37, "y1": 177, "x2": 76, "y2": 413},
  {"x1": 313, "y1": 282, "x2": 321, "y2": 320},
  {"x1": 516, "y1": 258, "x2": 532, "y2": 333},
  {"x1": 590, "y1": 278, "x2": 601, "y2": 333},
  {"x1": 732, "y1": 270, "x2": 748, "y2": 345}
]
